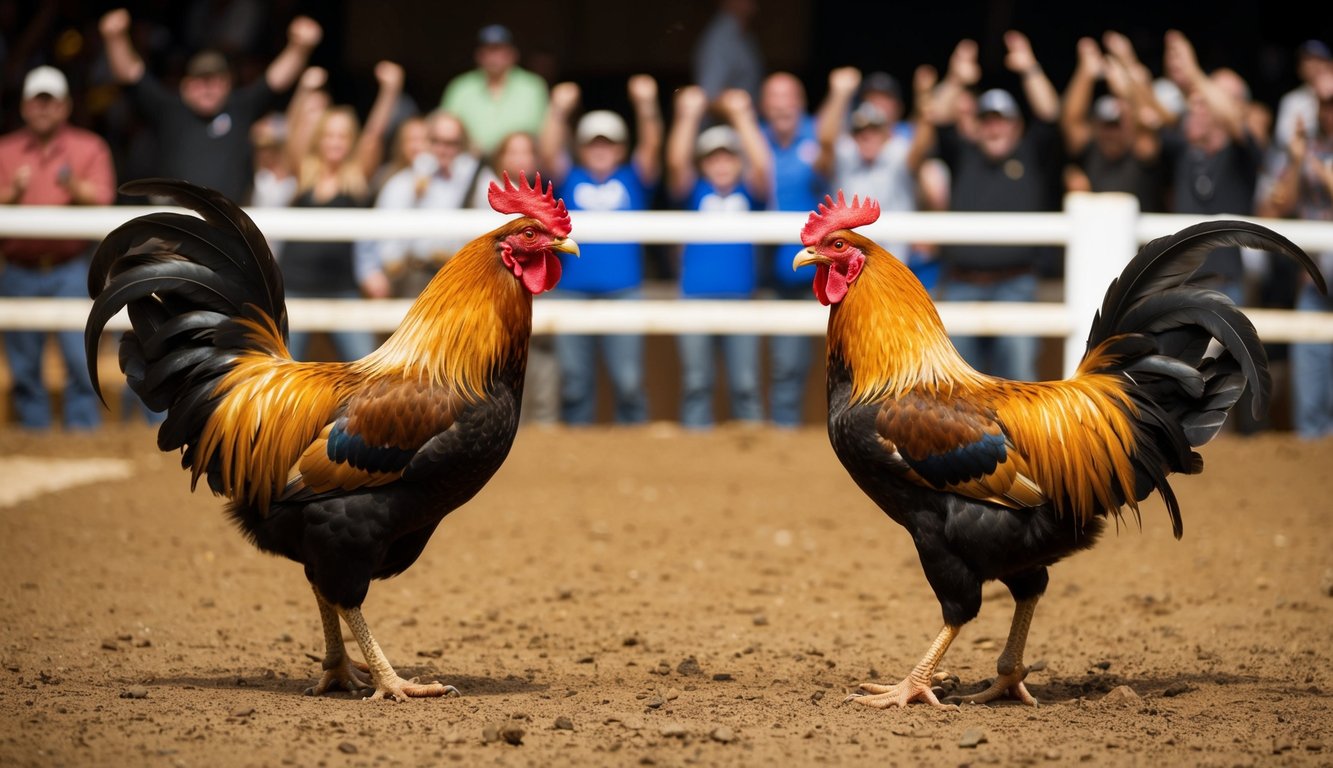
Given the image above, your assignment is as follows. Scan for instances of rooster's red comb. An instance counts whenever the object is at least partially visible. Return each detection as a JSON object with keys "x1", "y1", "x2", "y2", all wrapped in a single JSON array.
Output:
[
  {"x1": 488, "y1": 171, "x2": 571, "y2": 238},
  {"x1": 800, "y1": 191, "x2": 880, "y2": 247}
]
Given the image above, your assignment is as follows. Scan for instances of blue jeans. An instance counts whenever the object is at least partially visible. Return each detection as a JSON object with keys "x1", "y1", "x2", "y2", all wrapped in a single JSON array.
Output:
[
  {"x1": 286, "y1": 291, "x2": 379, "y2": 362},
  {"x1": 1291, "y1": 283, "x2": 1333, "y2": 439},
  {"x1": 768, "y1": 285, "x2": 816, "y2": 427},
  {"x1": 0, "y1": 256, "x2": 101, "y2": 429},
  {"x1": 937, "y1": 271, "x2": 1039, "y2": 382},
  {"x1": 552, "y1": 288, "x2": 647, "y2": 425},
  {"x1": 678, "y1": 333, "x2": 763, "y2": 428}
]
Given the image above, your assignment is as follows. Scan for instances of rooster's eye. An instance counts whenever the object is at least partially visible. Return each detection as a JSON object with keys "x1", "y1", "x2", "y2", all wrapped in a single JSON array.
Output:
[
  {"x1": 523, "y1": 228, "x2": 536, "y2": 240},
  {"x1": 833, "y1": 239, "x2": 846, "y2": 251}
]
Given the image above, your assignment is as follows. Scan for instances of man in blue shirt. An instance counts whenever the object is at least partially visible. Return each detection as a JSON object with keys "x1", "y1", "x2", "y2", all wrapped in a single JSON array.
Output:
[{"x1": 539, "y1": 75, "x2": 663, "y2": 424}]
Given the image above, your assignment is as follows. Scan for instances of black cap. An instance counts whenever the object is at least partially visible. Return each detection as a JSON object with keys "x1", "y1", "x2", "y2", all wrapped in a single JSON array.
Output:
[
  {"x1": 1298, "y1": 39, "x2": 1332, "y2": 61},
  {"x1": 860, "y1": 71, "x2": 901, "y2": 100},
  {"x1": 477, "y1": 24, "x2": 513, "y2": 47}
]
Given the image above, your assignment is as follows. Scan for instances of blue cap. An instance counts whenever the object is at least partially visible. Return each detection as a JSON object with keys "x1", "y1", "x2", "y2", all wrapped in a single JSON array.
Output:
[{"x1": 477, "y1": 24, "x2": 513, "y2": 47}]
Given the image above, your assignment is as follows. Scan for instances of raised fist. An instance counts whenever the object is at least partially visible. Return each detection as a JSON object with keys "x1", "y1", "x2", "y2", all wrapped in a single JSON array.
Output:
[
  {"x1": 99, "y1": 8, "x2": 131, "y2": 38},
  {"x1": 288, "y1": 16, "x2": 323, "y2": 49}
]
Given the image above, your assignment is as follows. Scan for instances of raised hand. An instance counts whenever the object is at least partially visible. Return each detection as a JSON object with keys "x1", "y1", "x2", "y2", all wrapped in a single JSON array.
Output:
[
  {"x1": 828, "y1": 66, "x2": 862, "y2": 97},
  {"x1": 717, "y1": 88, "x2": 755, "y2": 120},
  {"x1": 948, "y1": 39, "x2": 980, "y2": 86},
  {"x1": 1004, "y1": 30, "x2": 1039, "y2": 74},
  {"x1": 288, "y1": 16, "x2": 323, "y2": 50},
  {"x1": 99, "y1": 8, "x2": 131, "y2": 38},
  {"x1": 550, "y1": 82, "x2": 580, "y2": 115},
  {"x1": 674, "y1": 85, "x2": 708, "y2": 120},
  {"x1": 628, "y1": 74, "x2": 658, "y2": 105},
  {"x1": 375, "y1": 60, "x2": 405, "y2": 91}
]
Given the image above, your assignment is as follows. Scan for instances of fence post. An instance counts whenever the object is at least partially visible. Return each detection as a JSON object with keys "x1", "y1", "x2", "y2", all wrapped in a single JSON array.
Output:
[{"x1": 1063, "y1": 192, "x2": 1141, "y2": 378}]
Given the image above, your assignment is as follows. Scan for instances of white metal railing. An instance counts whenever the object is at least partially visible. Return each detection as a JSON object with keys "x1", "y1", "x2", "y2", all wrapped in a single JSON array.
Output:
[{"x1": 2, "y1": 192, "x2": 1331, "y2": 377}]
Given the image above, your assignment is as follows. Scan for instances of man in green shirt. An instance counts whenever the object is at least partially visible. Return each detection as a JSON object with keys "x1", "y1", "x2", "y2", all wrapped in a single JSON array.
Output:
[{"x1": 440, "y1": 24, "x2": 549, "y2": 157}]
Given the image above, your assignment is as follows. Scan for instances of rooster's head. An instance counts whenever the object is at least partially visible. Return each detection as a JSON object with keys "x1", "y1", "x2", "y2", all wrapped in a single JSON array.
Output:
[
  {"x1": 793, "y1": 191, "x2": 881, "y2": 305},
  {"x1": 488, "y1": 171, "x2": 579, "y2": 295}
]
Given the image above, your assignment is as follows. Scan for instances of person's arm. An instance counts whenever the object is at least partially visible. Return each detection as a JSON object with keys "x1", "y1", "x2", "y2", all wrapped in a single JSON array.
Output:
[
  {"x1": 931, "y1": 39, "x2": 980, "y2": 126},
  {"x1": 66, "y1": 137, "x2": 117, "y2": 205},
  {"x1": 1101, "y1": 48, "x2": 1162, "y2": 163},
  {"x1": 285, "y1": 66, "x2": 327, "y2": 173},
  {"x1": 906, "y1": 65, "x2": 939, "y2": 174},
  {"x1": 1005, "y1": 30, "x2": 1059, "y2": 123},
  {"x1": 538, "y1": 81, "x2": 578, "y2": 183},
  {"x1": 1258, "y1": 116, "x2": 1306, "y2": 218},
  {"x1": 815, "y1": 67, "x2": 860, "y2": 178},
  {"x1": 666, "y1": 85, "x2": 706, "y2": 202},
  {"x1": 627, "y1": 75, "x2": 663, "y2": 185},
  {"x1": 723, "y1": 88, "x2": 771, "y2": 202},
  {"x1": 1164, "y1": 29, "x2": 1244, "y2": 139},
  {"x1": 98, "y1": 8, "x2": 145, "y2": 85},
  {"x1": 264, "y1": 16, "x2": 322, "y2": 94},
  {"x1": 1061, "y1": 37, "x2": 1101, "y2": 155},
  {"x1": 355, "y1": 61, "x2": 404, "y2": 180}
]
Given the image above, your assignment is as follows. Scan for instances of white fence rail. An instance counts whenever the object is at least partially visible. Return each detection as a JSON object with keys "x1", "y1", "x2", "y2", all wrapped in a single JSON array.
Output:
[{"x1": 2, "y1": 192, "x2": 1331, "y2": 377}]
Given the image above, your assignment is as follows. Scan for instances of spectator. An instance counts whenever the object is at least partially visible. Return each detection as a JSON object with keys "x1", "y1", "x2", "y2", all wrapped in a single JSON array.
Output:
[
  {"x1": 249, "y1": 112, "x2": 297, "y2": 211},
  {"x1": 98, "y1": 7, "x2": 322, "y2": 204},
  {"x1": 815, "y1": 66, "x2": 932, "y2": 267},
  {"x1": 919, "y1": 32, "x2": 1063, "y2": 382},
  {"x1": 1061, "y1": 33, "x2": 1165, "y2": 212},
  {"x1": 370, "y1": 115, "x2": 428, "y2": 196},
  {"x1": 440, "y1": 24, "x2": 549, "y2": 157},
  {"x1": 1159, "y1": 29, "x2": 1264, "y2": 306},
  {"x1": 759, "y1": 71, "x2": 831, "y2": 427},
  {"x1": 692, "y1": 0, "x2": 764, "y2": 111},
  {"x1": 370, "y1": 110, "x2": 482, "y2": 299},
  {"x1": 1256, "y1": 92, "x2": 1333, "y2": 439},
  {"x1": 280, "y1": 62, "x2": 402, "y2": 362},
  {"x1": 470, "y1": 131, "x2": 559, "y2": 426},
  {"x1": 0, "y1": 66, "x2": 114, "y2": 430},
  {"x1": 539, "y1": 75, "x2": 662, "y2": 425},
  {"x1": 1274, "y1": 40, "x2": 1333, "y2": 152},
  {"x1": 666, "y1": 85, "x2": 771, "y2": 429}
]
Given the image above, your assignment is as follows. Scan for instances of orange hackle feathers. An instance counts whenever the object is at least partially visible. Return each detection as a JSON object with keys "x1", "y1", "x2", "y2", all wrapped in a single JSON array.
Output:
[
  {"x1": 801, "y1": 191, "x2": 881, "y2": 247},
  {"x1": 488, "y1": 171, "x2": 571, "y2": 238},
  {"x1": 824, "y1": 231, "x2": 1145, "y2": 529}
]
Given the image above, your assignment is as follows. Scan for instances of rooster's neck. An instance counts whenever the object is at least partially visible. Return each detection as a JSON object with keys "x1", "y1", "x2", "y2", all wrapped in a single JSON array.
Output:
[
  {"x1": 364, "y1": 244, "x2": 531, "y2": 398},
  {"x1": 828, "y1": 251, "x2": 983, "y2": 401}
]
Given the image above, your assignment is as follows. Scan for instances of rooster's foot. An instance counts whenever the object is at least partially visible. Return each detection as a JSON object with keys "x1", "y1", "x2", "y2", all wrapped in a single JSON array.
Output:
[
  {"x1": 947, "y1": 668, "x2": 1037, "y2": 706},
  {"x1": 305, "y1": 657, "x2": 372, "y2": 696},
  {"x1": 364, "y1": 674, "x2": 460, "y2": 702},
  {"x1": 844, "y1": 677, "x2": 959, "y2": 710}
]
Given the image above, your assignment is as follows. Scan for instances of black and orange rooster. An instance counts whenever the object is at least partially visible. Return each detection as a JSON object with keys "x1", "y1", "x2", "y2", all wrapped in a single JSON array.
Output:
[
  {"x1": 794, "y1": 192, "x2": 1324, "y2": 709},
  {"x1": 84, "y1": 174, "x2": 578, "y2": 700}
]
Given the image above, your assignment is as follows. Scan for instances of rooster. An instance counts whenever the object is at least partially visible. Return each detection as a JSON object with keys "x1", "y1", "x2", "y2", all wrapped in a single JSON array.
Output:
[
  {"x1": 794, "y1": 192, "x2": 1324, "y2": 709},
  {"x1": 84, "y1": 174, "x2": 578, "y2": 701}
]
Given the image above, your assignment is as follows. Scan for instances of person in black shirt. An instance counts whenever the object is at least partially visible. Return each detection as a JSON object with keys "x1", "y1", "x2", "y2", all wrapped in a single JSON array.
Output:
[
  {"x1": 99, "y1": 7, "x2": 322, "y2": 203},
  {"x1": 917, "y1": 32, "x2": 1065, "y2": 381}
]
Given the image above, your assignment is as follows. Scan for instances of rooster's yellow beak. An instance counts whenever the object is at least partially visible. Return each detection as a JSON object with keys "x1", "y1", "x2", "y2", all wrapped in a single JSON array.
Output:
[
  {"x1": 551, "y1": 237, "x2": 580, "y2": 256},
  {"x1": 793, "y1": 248, "x2": 827, "y2": 270}
]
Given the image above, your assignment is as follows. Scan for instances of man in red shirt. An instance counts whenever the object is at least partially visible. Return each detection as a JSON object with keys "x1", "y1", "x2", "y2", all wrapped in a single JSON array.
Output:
[{"x1": 0, "y1": 65, "x2": 115, "y2": 430}]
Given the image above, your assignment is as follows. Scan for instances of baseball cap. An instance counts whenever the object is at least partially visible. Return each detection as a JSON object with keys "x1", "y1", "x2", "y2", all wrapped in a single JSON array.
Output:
[
  {"x1": 576, "y1": 110, "x2": 628, "y2": 144},
  {"x1": 1298, "y1": 39, "x2": 1332, "y2": 61},
  {"x1": 696, "y1": 124, "x2": 741, "y2": 158},
  {"x1": 477, "y1": 24, "x2": 514, "y2": 47},
  {"x1": 186, "y1": 50, "x2": 230, "y2": 78},
  {"x1": 1093, "y1": 95, "x2": 1122, "y2": 123},
  {"x1": 860, "y1": 71, "x2": 901, "y2": 100},
  {"x1": 850, "y1": 102, "x2": 889, "y2": 131},
  {"x1": 977, "y1": 88, "x2": 1019, "y2": 119},
  {"x1": 22, "y1": 66, "x2": 69, "y2": 100}
]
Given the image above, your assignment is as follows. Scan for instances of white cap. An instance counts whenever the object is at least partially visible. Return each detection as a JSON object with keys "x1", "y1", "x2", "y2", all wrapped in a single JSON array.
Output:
[
  {"x1": 23, "y1": 66, "x2": 69, "y2": 100},
  {"x1": 1093, "y1": 95, "x2": 1122, "y2": 123},
  {"x1": 977, "y1": 88, "x2": 1019, "y2": 119},
  {"x1": 696, "y1": 125, "x2": 740, "y2": 158},
  {"x1": 575, "y1": 110, "x2": 628, "y2": 144}
]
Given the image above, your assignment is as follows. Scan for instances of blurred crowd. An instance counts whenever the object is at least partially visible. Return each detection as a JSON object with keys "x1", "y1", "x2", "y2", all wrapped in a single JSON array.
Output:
[{"x1": 2, "y1": 1, "x2": 1332, "y2": 438}]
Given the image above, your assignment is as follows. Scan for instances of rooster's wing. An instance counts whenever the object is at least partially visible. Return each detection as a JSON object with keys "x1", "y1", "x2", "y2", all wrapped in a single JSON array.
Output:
[{"x1": 873, "y1": 390, "x2": 1047, "y2": 509}]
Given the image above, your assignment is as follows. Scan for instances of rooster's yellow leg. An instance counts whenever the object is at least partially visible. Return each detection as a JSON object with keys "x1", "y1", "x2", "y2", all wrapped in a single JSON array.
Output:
[
  {"x1": 304, "y1": 589, "x2": 373, "y2": 696},
  {"x1": 950, "y1": 597, "x2": 1039, "y2": 706},
  {"x1": 338, "y1": 605, "x2": 459, "y2": 701},
  {"x1": 846, "y1": 624, "x2": 960, "y2": 710}
]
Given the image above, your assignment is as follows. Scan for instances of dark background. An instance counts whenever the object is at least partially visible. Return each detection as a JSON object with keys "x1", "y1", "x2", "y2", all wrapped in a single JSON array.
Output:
[{"x1": 5, "y1": 0, "x2": 1331, "y2": 137}]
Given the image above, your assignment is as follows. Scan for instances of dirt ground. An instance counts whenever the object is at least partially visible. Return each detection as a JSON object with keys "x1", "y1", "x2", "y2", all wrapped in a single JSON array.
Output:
[{"x1": 1, "y1": 422, "x2": 1331, "y2": 767}]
